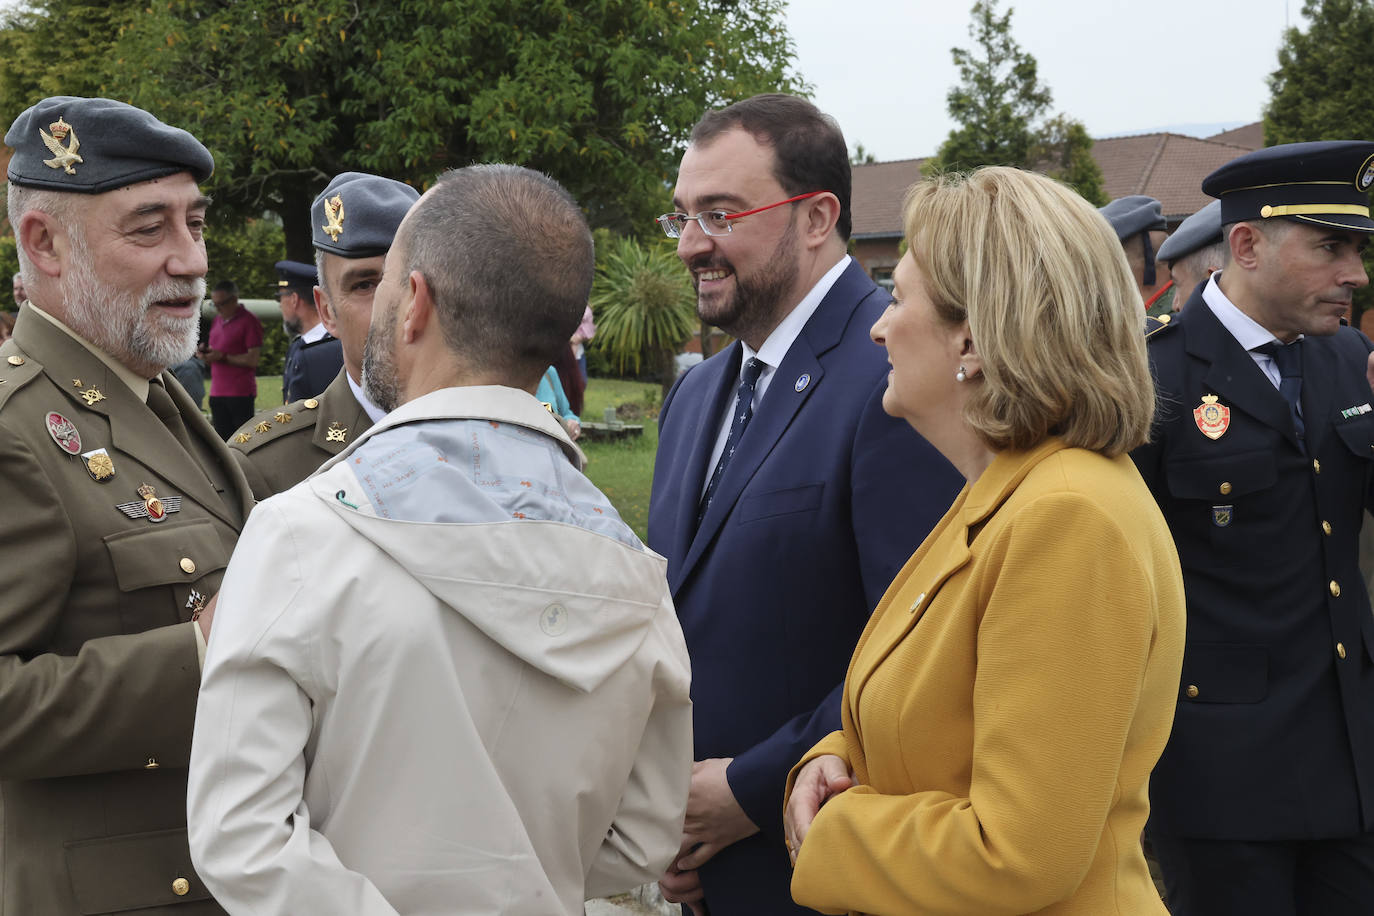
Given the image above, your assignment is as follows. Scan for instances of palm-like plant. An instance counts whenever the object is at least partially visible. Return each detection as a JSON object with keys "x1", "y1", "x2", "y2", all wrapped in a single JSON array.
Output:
[{"x1": 588, "y1": 235, "x2": 699, "y2": 392}]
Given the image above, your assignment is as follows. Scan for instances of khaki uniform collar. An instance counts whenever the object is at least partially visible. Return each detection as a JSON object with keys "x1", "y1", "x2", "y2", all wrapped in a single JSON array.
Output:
[{"x1": 29, "y1": 303, "x2": 151, "y2": 401}]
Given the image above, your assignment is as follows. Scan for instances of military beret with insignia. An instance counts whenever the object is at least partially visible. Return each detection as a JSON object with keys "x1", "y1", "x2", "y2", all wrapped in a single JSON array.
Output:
[
  {"x1": 1202, "y1": 140, "x2": 1374, "y2": 233},
  {"x1": 6, "y1": 96, "x2": 213, "y2": 193},
  {"x1": 311, "y1": 171, "x2": 420, "y2": 257},
  {"x1": 1158, "y1": 200, "x2": 1223, "y2": 265},
  {"x1": 274, "y1": 260, "x2": 318, "y2": 298},
  {"x1": 1099, "y1": 195, "x2": 1167, "y2": 241}
]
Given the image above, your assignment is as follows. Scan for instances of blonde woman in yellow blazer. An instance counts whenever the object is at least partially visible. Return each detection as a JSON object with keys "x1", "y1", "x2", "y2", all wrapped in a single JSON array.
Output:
[{"x1": 783, "y1": 167, "x2": 1186, "y2": 916}]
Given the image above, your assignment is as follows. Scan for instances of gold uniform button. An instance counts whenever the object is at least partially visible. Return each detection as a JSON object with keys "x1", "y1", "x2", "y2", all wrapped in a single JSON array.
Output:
[
  {"x1": 1260, "y1": 204, "x2": 1274, "y2": 218},
  {"x1": 1330, "y1": 580, "x2": 1341, "y2": 598},
  {"x1": 1322, "y1": 521, "x2": 1333, "y2": 536},
  {"x1": 172, "y1": 877, "x2": 190, "y2": 897},
  {"x1": 303, "y1": 398, "x2": 319, "y2": 409},
  {"x1": 1337, "y1": 642, "x2": 1347, "y2": 660},
  {"x1": 6, "y1": 355, "x2": 23, "y2": 366},
  {"x1": 1219, "y1": 482, "x2": 1233, "y2": 496},
  {"x1": 179, "y1": 557, "x2": 196, "y2": 575},
  {"x1": 1314, "y1": 459, "x2": 1322, "y2": 473},
  {"x1": 1186, "y1": 685, "x2": 1200, "y2": 698},
  {"x1": 144, "y1": 757, "x2": 160, "y2": 770}
]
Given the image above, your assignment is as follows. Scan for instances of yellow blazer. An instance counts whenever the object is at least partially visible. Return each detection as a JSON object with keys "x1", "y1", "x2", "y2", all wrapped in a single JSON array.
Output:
[{"x1": 787, "y1": 438, "x2": 1185, "y2": 915}]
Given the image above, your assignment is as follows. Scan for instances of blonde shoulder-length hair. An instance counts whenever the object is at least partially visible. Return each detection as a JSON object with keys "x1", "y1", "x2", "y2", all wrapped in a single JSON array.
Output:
[{"x1": 904, "y1": 166, "x2": 1155, "y2": 457}]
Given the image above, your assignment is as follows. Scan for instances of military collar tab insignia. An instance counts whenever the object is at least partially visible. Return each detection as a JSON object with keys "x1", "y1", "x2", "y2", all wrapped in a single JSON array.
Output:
[
  {"x1": 81, "y1": 447, "x2": 115, "y2": 481},
  {"x1": 117, "y1": 483, "x2": 180, "y2": 522},
  {"x1": 40, "y1": 117, "x2": 82, "y2": 175},
  {"x1": 1193, "y1": 394, "x2": 1230, "y2": 440},
  {"x1": 46, "y1": 411, "x2": 81, "y2": 454},
  {"x1": 794, "y1": 373, "x2": 811, "y2": 393},
  {"x1": 322, "y1": 194, "x2": 345, "y2": 242},
  {"x1": 274, "y1": 411, "x2": 293, "y2": 424},
  {"x1": 79, "y1": 386, "x2": 105, "y2": 406},
  {"x1": 1340, "y1": 402, "x2": 1372, "y2": 419},
  {"x1": 325, "y1": 421, "x2": 348, "y2": 443},
  {"x1": 72, "y1": 378, "x2": 82, "y2": 387}
]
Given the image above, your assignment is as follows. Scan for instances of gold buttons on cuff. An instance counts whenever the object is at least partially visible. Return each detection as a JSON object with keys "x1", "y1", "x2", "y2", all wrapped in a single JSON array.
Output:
[
  {"x1": 1219, "y1": 482, "x2": 1233, "y2": 495},
  {"x1": 179, "y1": 557, "x2": 196, "y2": 575},
  {"x1": 1186, "y1": 685, "x2": 1200, "y2": 698},
  {"x1": 1337, "y1": 642, "x2": 1347, "y2": 659},
  {"x1": 6, "y1": 355, "x2": 23, "y2": 366},
  {"x1": 1322, "y1": 521, "x2": 1333, "y2": 536},
  {"x1": 172, "y1": 877, "x2": 190, "y2": 896},
  {"x1": 144, "y1": 758, "x2": 160, "y2": 770},
  {"x1": 1313, "y1": 459, "x2": 1322, "y2": 473},
  {"x1": 1330, "y1": 580, "x2": 1341, "y2": 598}
]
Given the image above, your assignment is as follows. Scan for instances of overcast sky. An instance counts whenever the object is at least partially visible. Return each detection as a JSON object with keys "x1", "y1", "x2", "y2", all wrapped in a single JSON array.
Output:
[{"x1": 786, "y1": 0, "x2": 1301, "y2": 161}]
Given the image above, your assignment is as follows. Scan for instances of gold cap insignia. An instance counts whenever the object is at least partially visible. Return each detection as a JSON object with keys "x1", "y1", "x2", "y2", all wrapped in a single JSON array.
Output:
[
  {"x1": 322, "y1": 194, "x2": 345, "y2": 242},
  {"x1": 40, "y1": 117, "x2": 82, "y2": 175}
]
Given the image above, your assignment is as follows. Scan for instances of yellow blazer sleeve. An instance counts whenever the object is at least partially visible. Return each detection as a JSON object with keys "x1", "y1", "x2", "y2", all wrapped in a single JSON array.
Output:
[
  {"x1": 791, "y1": 489, "x2": 1166, "y2": 915},
  {"x1": 783, "y1": 728, "x2": 850, "y2": 813}
]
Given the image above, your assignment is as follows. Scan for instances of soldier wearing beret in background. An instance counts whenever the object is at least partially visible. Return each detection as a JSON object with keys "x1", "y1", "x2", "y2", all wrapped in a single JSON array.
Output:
[
  {"x1": 1157, "y1": 199, "x2": 1225, "y2": 314},
  {"x1": 1131, "y1": 140, "x2": 1374, "y2": 916},
  {"x1": 1101, "y1": 194, "x2": 1175, "y2": 316},
  {"x1": 0, "y1": 96, "x2": 250, "y2": 913},
  {"x1": 230, "y1": 172, "x2": 418, "y2": 500},
  {"x1": 272, "y1": 259, "x2": 335, "y2": 403}
]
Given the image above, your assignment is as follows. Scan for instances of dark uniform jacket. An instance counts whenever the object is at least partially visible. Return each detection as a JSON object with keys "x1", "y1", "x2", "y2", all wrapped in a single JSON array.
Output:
[
  {"x1": 0, "y1": 306, "x2": 252, "y2": 914},
  {"x1": 230, "y1": 370, "x2": 370, "y2": 501},
  {"x1": 1132, "y1": 287, "x2": 1374, "y2": 841},
  {"x1": 281, "y1": 331, "x2": 342, "y2": 404}
]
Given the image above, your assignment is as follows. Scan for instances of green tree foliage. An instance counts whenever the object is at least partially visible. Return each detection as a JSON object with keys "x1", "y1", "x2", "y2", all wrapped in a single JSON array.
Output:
[
  {"x1": 928, "y1": 0, "x2": 1104, "y2": 205},
  {"x1": 1266, "y1": 0, "x2": 1374, "y2": 322},
  {"x1": 588, "y1": 235, "x2": 698, "y2": 392},
  {"x1": 0, "y1": 0, "x2": 805, "y2": 258}
]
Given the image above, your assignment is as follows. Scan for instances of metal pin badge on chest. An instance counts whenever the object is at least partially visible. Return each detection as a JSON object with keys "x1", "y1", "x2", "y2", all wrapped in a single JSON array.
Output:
[
  {"x1": 794, "y1": 373, "x2": 811, "y2": 393},
  {"x1": 45, "y1": 411, "x2": 82, "y2": 455},
  {"x1": 1193, "y1": 394, "x2": 1230, "y2": 440},
  {"x1": 116, "y1": 483, "x2": 181, "y2": 522},
  {"x1": 1212, "y1": 505, "x2": 1234, "y2": 528},
  {"x1": 81, "y1": 447, "x2": 115, "y2": 481}
]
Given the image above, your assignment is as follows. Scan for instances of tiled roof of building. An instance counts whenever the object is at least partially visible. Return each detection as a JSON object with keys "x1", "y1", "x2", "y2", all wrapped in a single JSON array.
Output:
[
  {"x1": 1206, "y1": 122, "x2": 1264, "y2": 150},
  {"x1": 850, "y1": 158, "x2": 924, "y2": 238}
]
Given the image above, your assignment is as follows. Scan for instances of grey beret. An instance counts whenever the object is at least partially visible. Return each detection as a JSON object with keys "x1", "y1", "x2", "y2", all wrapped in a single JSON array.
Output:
[
  {"x1": 311, "y1": 171, "x2": 420, "y2": 257},
  {"x1": 6, "y1": 96, "x2": 213, "y2": 193},
  {"x1": 1098, "y1": 195, "x2": 1166, "y2": 241},
  {"x1": 1157, "y1": 200, "x2": 1223, "y2": 264},
  {"x1": 274, "y1": 260, "x2": 318, "y2": 297}
]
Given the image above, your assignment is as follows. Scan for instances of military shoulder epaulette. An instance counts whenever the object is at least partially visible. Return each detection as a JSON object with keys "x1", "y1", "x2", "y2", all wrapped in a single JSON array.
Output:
[
  {"x1": 229, "y1": 396, "x2": 323, "y2": 453},
  {"x1": 1144, "y1": 313, "x2": 1175, "y2": 340},
  {"x1": 0, "y1": 350, "x2": 44, "y2": 411}
]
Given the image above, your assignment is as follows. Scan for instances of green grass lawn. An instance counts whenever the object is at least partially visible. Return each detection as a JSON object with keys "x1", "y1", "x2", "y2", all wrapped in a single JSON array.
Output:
[{"x1": 251, "y1": 374, "x2": 662, "y2": 541}]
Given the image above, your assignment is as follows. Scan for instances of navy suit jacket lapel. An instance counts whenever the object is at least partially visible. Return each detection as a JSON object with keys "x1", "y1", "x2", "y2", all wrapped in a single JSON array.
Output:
[
  {"x1": 1182, "y1": 293, "x2": 1302, "y2": 451},
  {"x1": 680, "y1": 260, "x2": 880, "y2": 583}
]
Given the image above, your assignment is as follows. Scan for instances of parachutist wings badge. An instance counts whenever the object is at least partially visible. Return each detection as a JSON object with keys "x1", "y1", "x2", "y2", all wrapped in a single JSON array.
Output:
[{"x1": 40, "y1": 118, "x2": 82, "y2": 175}]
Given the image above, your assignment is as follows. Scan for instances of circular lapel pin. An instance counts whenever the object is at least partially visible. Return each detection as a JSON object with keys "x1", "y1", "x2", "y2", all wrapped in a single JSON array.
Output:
[
  {"x1": 45, "y1": 411, "x2": 81, "y2": 455},
  {"x1": 794, "y1": 373, "x2": 811, "y2": 393}
]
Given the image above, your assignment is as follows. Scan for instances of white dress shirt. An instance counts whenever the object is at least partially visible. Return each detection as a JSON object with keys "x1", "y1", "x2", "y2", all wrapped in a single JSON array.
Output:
[{"x1": 1202, "y1": 270, "x2": 1298, "y2": 391}]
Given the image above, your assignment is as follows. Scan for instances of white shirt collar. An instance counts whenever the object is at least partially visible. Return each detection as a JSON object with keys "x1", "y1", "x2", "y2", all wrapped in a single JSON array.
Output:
[
  {"x1": 347, "y1": 371, "x2": 387, "y2": 424},
  {"x1": 301, "y1": 321, "x2": 329, "y2": 345},
  {"x1": 740, "y1": 255, "x2": 852, "y2": 374},
  {"x1": 1201, "y1": 270, "x2": 1296, "y2": 351}
]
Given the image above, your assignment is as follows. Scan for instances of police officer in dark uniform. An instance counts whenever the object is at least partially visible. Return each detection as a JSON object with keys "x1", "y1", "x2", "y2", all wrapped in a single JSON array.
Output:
[
  {"x1": 276, "y1": 259, "x2": 340, "y2": 403},
  {"x1": 1132, "y1": 141, "x2": 1374, "y2": 915},
  {"x1": 1157, "y1": 199, "x2": 1225, "y2": 312},
  {"x1": 231, "y1": 172, "x2": 418, "y2": 499},
  {"x1": 0, "y1": 96, "x2": 250, "y2": 914}
]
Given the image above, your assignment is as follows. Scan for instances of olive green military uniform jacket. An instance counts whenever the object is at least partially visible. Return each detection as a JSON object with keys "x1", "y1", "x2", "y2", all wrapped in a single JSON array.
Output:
[
  {"x1": 228, "y1": 369, "x2": 372, "y2": 501},
  {"x1": 0, "y1": 306, "x2": 251, "y2": 915}
]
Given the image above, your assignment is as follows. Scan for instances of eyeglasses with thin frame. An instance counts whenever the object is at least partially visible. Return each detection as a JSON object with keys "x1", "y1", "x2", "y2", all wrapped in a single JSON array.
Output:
[{"x1": 655, "y1": 191, "x2": 830, "y2": 239}]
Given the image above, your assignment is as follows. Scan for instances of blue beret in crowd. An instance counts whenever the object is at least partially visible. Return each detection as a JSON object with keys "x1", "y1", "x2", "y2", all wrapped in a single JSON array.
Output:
[
  {"x1": 274, "y1": 260, "x2": 318, "y2": 297},
  {"x1": 311, "y1": 172, "x2": 420, "y2": 258},
  {"x1": 1202, "y1": 140, "x2": 1374, "y2": 233},
  {"x1": 1099, "y1": 195, "x2": 1167, "y2": 241},
  {"x1": 5, "y1": 96, "x2": 213, "y2": 193},
  {"x1": 1157, "y1": 200, "x2": 1223, "y2": 264}
]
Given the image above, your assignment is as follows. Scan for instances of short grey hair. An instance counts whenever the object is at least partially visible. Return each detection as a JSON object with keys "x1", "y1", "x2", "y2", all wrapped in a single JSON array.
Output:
[
  {"x1": 1172, "y1": 239, "x2": 1227, "y2": 277},
  {"x1": 395, "y1": 164, "x2": 593, "y2": 385}
]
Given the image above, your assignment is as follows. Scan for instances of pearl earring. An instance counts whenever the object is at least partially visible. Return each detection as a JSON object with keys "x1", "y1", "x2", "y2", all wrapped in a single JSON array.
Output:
[{"x1": 956, "y1": 366, "x2": 967, "y2": 382}]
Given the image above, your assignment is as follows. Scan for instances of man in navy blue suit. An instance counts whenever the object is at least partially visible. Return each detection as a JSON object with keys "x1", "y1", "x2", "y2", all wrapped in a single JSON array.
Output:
[
  {"x1": 648, "y1": 94, "x2": 962, "y2": 915},
  {"x1": 1133, "y1": 141, "x2": 1374, "y2": 915}
]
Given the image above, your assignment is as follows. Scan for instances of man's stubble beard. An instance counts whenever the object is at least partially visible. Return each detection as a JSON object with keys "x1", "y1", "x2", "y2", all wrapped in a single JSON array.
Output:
[
  {"x1": 691, "y1": 218, "x2": 800, "y2": 345},
  {"x1": 361, "y1": 304, "x2": 400, "y2": 413},
  {"x1": 61, "y1": 227, "x2": 204, "y2": 374}
]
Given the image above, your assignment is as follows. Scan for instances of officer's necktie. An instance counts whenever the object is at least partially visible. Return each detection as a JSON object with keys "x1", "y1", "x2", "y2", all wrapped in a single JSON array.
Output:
[
  {"x1": 147, "y1": 377, "x2": 195, "y2": 455},
  {"x1": 698, "y1": 357, "x2": 765, "y2": 524},
  {"x1": 1256, "y1": 340, "x2": 1305, "y2": 447}
]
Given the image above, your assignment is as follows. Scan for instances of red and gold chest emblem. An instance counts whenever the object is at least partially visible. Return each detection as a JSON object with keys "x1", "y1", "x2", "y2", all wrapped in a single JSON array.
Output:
[
  {"x1": 1193, "y1": 394, "x2": 1230, "y2": 440},
  {"x1": 45, "y1": 411, "x2": 81, "y2": 454}
]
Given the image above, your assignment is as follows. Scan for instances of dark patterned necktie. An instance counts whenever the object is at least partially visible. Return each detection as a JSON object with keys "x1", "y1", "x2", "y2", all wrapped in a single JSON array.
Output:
[
  {"x1": 698, "y1": 357, "x2": 765, "y2": 524},
  {"x1": 147, "y1": 378, "x2": 194, "y2": 455},
  {"x1": 1256, "y1": 340, "x2": 1304, "y2": 447}
]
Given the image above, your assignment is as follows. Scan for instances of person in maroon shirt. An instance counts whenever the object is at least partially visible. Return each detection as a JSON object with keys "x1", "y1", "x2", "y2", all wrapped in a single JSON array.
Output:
[{"x1": 202, "y1": 280, "x2": 262, "y2": 439}]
